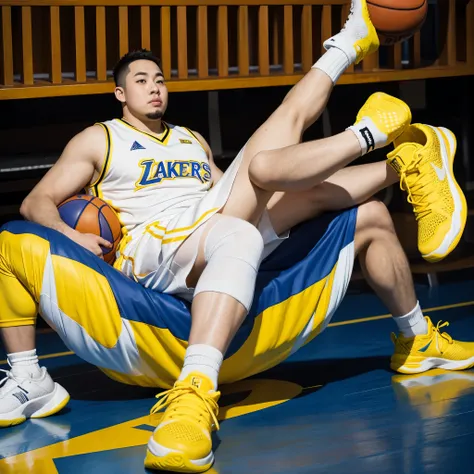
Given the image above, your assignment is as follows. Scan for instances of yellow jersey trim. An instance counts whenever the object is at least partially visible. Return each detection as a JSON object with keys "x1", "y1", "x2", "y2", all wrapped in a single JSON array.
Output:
[
  {"x1": 164, "y1": 208, "x2": 219, "y2": 236},
  {"x1": 117, "y1": 118, "x2": 171, "y2": 146},
  {"x1": 141, "y1": 208, "x2": 220, "y2": 245},
  {"x1": 89, "y1": 123, "x2": 111, "y2": 197},
  {"x1": 183, "y1": 127, "x2": 207, "y2": 154}
]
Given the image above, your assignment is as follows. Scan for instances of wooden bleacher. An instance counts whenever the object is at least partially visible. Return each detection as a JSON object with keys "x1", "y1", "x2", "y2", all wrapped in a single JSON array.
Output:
[{"x1": 0, "y1": 0, "x2": 473, "y2": 99}]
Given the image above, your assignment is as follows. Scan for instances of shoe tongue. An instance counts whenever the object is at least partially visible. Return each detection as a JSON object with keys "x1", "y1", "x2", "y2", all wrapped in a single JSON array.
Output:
[
  {"x1": 183, "y1": 372, "x2": 215, "y2": 392},
  {"x1": 387, "y1": 142, "x2": 423, "y2": 175},
  {"x1": 424, "y1": 316, "x2": 433, "y2": 331}
]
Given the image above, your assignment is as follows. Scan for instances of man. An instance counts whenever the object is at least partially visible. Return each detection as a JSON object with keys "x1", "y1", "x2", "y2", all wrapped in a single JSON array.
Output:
[{"x1": 1, "y1": 0, "x2": 471, "y2": 472}]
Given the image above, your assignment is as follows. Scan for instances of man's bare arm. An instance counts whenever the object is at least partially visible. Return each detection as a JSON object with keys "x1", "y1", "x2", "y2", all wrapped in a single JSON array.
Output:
[
  {"x1": 190, "y1": 130, "x2": 224, "y2": 185},
  {"x1": 20, "y1": 125, "x2": 112, "y2": 255}
]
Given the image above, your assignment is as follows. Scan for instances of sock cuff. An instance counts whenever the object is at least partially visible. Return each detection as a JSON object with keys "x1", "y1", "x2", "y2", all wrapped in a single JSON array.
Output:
[
  {"x1": 312, "y1": 48, "x2": 350, "y2": 84},
  {"x1": 180, "y1": 344, "x2": 224, "y2": 390},
  {"x1": 7, "y1": 349, "x2": 38, "y2": 366},
  {"x1": 185, "y1": 344, "x2": 223, "y2": 360},
  {"x1": 393, "y1": 301, "x2": 428, "y2": 337},
  {"x1": 183, "y1": 344, "x2": 224, "y2": 371},
  {"x1": 346, "y1": 121, "x2": 376, "y2": 155},
  {"x1": 397, "y1": 301, "x2": 422, "y2": 323}
]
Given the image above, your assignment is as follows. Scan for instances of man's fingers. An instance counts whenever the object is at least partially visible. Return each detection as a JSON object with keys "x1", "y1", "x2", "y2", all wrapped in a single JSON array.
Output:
[{"x1": 97, "y1": 236, "x2": 113, "y2": 248}]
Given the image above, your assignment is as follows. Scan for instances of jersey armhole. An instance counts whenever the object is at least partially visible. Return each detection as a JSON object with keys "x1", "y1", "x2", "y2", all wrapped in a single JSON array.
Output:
[
  {"x1": 88, "y1": 122, "x2": 112, "y2": 197},
  {"x1": 182, "y1": 127, "x2": 208, "y2": 155}
]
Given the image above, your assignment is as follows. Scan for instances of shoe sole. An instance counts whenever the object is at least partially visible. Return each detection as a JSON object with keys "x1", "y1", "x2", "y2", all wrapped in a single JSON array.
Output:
[
  {"x1": 355, "y1": 0, "x2": 380, "y2": 63},
  {"x1": 323, "y1": 0, "x2": 380, "y2": 64},
  {"x1": 391, "y1": 355, "x2": 474, "y2": 374},
  {"x1": 421, "y1": 126, "x2": 468, "y2": 262},
  {"x1": 381, "y1": 94, "x2": 412, "y2": 141},
  {"x1": 0, "y1": 383, "x2": 70, "y2": 428},
  {"x1": 145, "y1": 438, "x2": 214, "y2": 473}
]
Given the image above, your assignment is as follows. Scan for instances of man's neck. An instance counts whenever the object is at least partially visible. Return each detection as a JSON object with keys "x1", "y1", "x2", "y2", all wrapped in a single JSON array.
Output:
[{"x1": 121, "y1": 112, "x2": 165, "y2": 136}]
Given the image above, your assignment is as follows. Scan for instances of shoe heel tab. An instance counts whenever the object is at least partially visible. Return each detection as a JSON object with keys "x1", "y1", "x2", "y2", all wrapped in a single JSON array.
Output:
[{"x1": 406, "y1": 123, "x2": 430, "y2": 147}]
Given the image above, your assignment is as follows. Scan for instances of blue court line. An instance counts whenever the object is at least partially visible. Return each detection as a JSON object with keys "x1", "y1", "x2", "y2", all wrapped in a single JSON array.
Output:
[{"x1": 2, "y1": 299, "x2": 472, "y2": 366}]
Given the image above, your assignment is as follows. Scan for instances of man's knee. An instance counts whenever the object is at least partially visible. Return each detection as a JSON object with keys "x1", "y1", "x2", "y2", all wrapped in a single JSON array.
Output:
[
  {"x1": 356, "y1": 198, "x2": 397, "y2": 236},
  {"x1": 203, "y1": 216, "x2": 264, "y2": 264},
  {"x1": 248, "y1": 150, "x2": 275, "y2": 190},
  {"x1": 194, "y1": 216, "x2": 265, "y2": 311}
]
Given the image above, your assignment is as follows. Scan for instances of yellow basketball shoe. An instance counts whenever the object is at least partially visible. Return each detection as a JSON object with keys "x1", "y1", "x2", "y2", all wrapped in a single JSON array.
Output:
[
  {"x1": 144, "y1": 372, "x2": 220, "y2": 473},
  {"x1": 323, "y1": 0, "x2": 379, "y2": 64},
  {"x1": 348, "y1": 92, "x2": 412, "y2": 153},
  {"x1": 392, "y1": 369, "x2": 474, "y2": 418},
  {"x1": 387, "y1": 124, "x2": 467, "y2": 262},
  {"x1": 391, "y1": 316, "x2": 474, "y2": 374}
]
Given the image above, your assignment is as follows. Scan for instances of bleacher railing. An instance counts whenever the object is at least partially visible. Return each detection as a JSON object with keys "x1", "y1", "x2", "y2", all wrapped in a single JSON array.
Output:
[{"x1": 1, "y1": 0, "x2": 473, "y2": 99}]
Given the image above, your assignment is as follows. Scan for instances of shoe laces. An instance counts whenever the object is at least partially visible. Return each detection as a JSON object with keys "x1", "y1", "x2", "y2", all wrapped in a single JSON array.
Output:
[
  {"x1": 150, "y1": 381, "x2": 220, "y2": 431},
  {"x1": 0, "y1": 361, "x2": 27, "y2": 395},
  {"x1": 399, "y1": 152, "x2": 436, "y2": 221},
  {"x1": 433, "y1": 320, "x2": 453, "y2": 353}
]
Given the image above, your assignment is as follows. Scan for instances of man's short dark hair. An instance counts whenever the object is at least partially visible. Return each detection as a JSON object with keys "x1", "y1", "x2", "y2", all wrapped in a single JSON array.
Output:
[{"x1": 113, "y1": 49, "x2": 162, "y2": 87}]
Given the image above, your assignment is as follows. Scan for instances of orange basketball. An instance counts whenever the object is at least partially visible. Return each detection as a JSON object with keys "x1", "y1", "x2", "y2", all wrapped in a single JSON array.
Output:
[
  {"x1": 58, "y1": 194, "x2": 122, "y2": 264},
  {"x1": 367, "y1": 0, "x2": 428, "y2": 45}
]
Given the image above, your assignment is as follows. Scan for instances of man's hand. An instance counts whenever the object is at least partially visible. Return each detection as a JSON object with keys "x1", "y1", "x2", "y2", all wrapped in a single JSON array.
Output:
[{"x1": 69, "y1": 231, "x2": 113, "y2": 259}]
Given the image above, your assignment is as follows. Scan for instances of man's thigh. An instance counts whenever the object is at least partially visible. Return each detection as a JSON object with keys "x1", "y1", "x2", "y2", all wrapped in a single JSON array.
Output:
[
  {"x1": 264, "y1": 169, "x2": 377, "y2": 237},
  {"x1": 218, "y1": 138, "x2": 288, "y2": 227},
  {"x1": 265, "y1": 188, "x2": 328, "y2": 236},
  {"x1": 220, "y1": 106, "x2": 304, "y2": 225},
  {"x1": 221, "y1": 168, "x2": 326, "y2": 242},
  {"x1": 219, "y1": 154, "x2": 272, "y2": 226},
  {"x1": 220, "y1": 143, "x2": 310, "y2": 227}
]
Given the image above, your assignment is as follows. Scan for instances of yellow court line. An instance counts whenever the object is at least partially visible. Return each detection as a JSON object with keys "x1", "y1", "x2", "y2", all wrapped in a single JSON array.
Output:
[
  {"x1": 327, "y1": 300, "x2": 474, "y2": 327},
  {"x1": 0, "y1": 351, "x2": 74, "y2": 366},
  {"x1": 1, "y1": 300, "x2": 473, "y2": 366},
  {"x1": 302, "y1": 384, "x2": 323, "y2": 390}
]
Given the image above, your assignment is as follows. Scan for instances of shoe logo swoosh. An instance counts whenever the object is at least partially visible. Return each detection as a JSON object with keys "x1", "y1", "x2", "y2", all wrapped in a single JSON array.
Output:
[
  {"x1": 431, "y1": 162, "x2": 447, "y2": 181},
  {"x1": 418, "y1": 340, "x2": 432, "y2": 353}
]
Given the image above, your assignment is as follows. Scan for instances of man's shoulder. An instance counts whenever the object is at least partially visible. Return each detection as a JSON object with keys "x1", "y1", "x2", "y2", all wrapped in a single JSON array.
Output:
[{"x1": 167, "y1": 123, "x2": 199, "y2": 134}]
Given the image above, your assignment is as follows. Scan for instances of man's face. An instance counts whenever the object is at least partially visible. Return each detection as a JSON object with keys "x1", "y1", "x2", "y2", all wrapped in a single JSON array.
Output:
[{"x1": 115, "y1": 59, "x2": 169, "y2": 120}]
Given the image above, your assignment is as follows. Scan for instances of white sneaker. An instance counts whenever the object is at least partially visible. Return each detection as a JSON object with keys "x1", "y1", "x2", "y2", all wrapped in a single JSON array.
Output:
[
  {"x1": 0, "y1": 366, "x2": 70, "y2": 428},
  {"x1": 323, "y1": 0, "x2": 380, "y2": 64}
]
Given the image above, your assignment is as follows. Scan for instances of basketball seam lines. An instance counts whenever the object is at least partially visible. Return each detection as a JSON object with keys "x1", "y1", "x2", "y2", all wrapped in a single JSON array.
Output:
[
  {"x1": 71, "y1": 200, "x2": 93, "y2": 230},
  {"x1": 367, "y1": 1, "x2": 427, "y2": 12},
  {"x1": 98, "y1": 205, "x2": 115, "y2": 256}
]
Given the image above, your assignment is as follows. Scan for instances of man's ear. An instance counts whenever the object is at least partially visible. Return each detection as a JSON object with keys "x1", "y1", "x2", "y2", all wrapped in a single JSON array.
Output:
[{"x1": 114, "y1": 86, "x2": 125, "y2": 104}]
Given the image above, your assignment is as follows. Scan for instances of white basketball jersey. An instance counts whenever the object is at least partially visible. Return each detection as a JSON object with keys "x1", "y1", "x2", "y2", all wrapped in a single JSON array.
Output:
[
  {"x1": 86, "y1": 118, "x2": 212, "y2": 236},
  {"x1": 86, "y1": 117, "x2": 246, "y2": 294}
]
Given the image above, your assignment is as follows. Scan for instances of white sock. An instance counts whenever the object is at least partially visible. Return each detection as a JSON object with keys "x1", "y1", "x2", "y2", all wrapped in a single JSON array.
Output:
[
  {"x1": 312, "y1": 48, "x2": 350, "y2": 84},
  {"x1": 393, "y1": 302, "x2": 428, "y2": 337},
  {"x1": 347, "y1": 116, "x2": 388, "y2": 155},
  {"x1": 7, "y1": 349, "x2": 42, "y2": 378},
  {"x1": 178, "y1": 344, "x2": 223, "y2": 391}
]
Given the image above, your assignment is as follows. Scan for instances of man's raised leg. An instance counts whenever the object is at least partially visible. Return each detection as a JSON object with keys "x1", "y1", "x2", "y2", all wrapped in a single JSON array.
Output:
[{"x1": 221, "y1": 0, "x2": 381, "y2": 224}]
